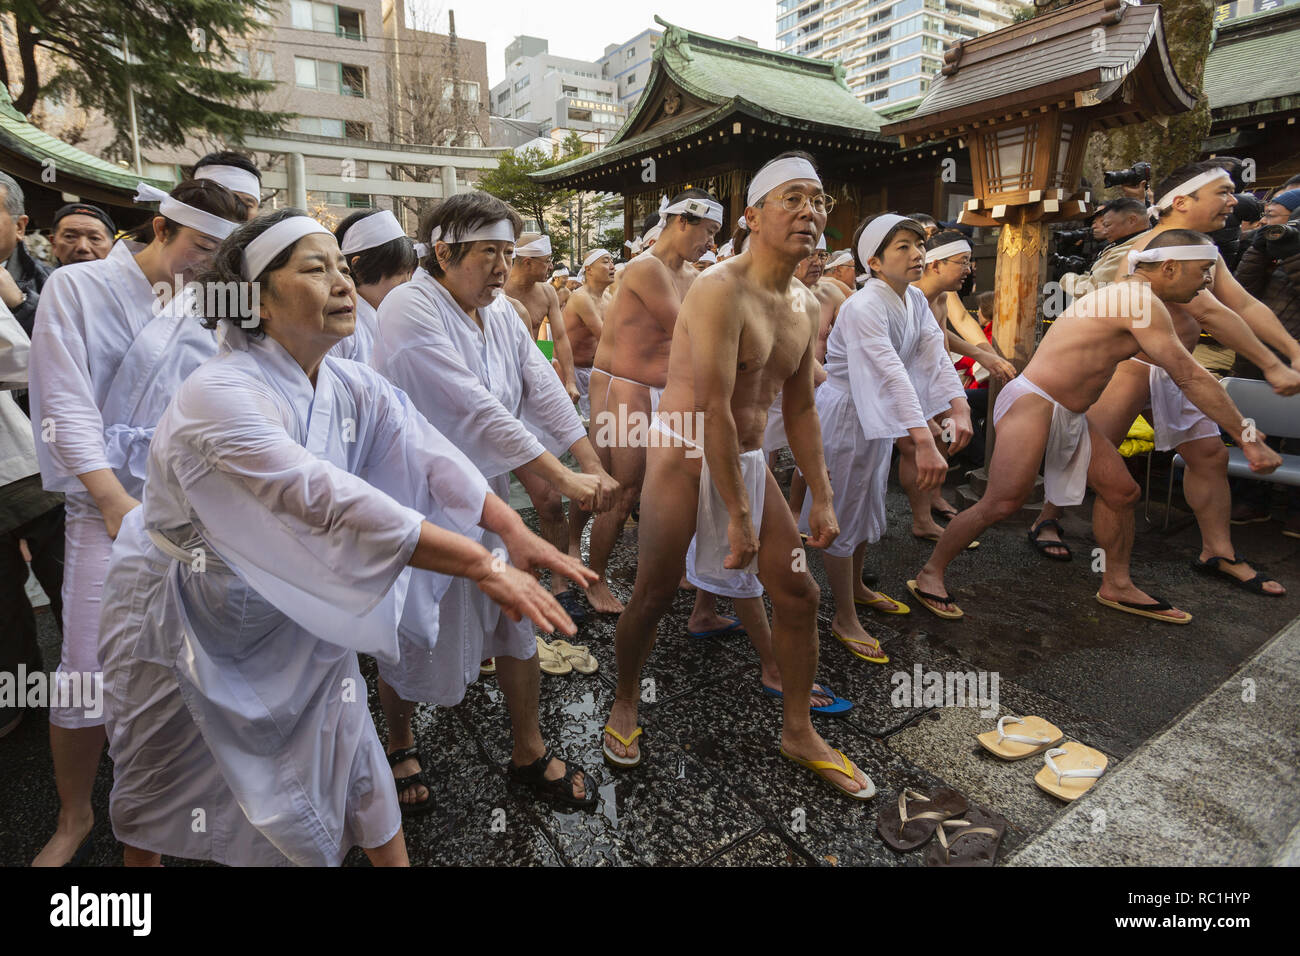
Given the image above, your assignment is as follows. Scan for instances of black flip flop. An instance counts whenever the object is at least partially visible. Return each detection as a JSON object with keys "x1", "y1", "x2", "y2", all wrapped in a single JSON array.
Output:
[
  {"x1": 877, "y1": 787, "x2": 968, "y2": 851},
  {"x1": 931, "y1": 506, "x2": 960, "y2": 524},
  {"x1": 925, "y1": 805, "x2": 1008, "y2": 867},
  {"x1": 1027, "y1": 519, "x2": 1072, "y2": 561},
  {"x1": 555, "y1": 590, "x2": 589, "y2": 623},
  {"x1": 1192, "y1": 554, "x2": 1283, "y2": 597}
]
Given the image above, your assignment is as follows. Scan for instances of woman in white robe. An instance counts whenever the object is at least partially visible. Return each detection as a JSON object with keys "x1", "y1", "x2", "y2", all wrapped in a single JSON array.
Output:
[
  {"x1": 26, "y1": 179, "x2": 247, "y2": 867},
  {"x1": 98, "y1": 210, "x2": 590, "y2": 866},
  {"x1": 327, "y1": 209, "x2": 415, "y2": 365},
  {"x1": 372, "y1": 192, "x2": 618, "y2": 812},
  {"x1": 801, "y1": 215, "x2": 969, "y2": 664}
]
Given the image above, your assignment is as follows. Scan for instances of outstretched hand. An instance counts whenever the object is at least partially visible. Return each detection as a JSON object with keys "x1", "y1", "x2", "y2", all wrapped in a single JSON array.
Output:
[
  {"x1": 476, "y1": 562, "x2": 577, "y2": 636},
  {"x1": 502, "y1": 525, "x2": 598, "y2": 589}
]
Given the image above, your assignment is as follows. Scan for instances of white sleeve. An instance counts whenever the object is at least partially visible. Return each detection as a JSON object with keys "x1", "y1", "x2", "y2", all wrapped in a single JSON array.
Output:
[
  {"x1": 27, "y1": 271, "x2": 111, "y2": 490},
  {"x1": 842, "y1": 298, "x2": 928, "y2": 441},
  {"x1": 0, "y1": 300, "x2": 29, "y2": 386},
  {"x1": 515, "y1": 313, "x2": 586, "y2": 457},
  {"x1": 356, "y1": 369, "x2": 490, "y2": 537},
  {"x1": 914, "y1": 307, "x2": 968, "y2": 419},
  {"x1": 379, "y1": 309, "x2": 549, "y2": 481},
  {"x1": 166, "y1": 375, "x2": 426, "y2": 641}
]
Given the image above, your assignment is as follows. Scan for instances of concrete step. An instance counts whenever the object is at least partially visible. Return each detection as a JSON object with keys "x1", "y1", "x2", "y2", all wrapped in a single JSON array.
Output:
[{"x1": 1006, "y1": 617, "x2": 1300, "y2": 866}]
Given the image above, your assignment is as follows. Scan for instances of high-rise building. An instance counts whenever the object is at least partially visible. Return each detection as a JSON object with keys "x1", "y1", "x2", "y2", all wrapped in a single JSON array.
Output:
[
  {"x1": 775, "y1": 0, "x2": 1031, "y2": 113},
  {"x1": 597, "y1": 29, "x2": 662, "y2": 111},
  {"x1": 490, "y1": 37, "x2": 627, "y2": 153}
]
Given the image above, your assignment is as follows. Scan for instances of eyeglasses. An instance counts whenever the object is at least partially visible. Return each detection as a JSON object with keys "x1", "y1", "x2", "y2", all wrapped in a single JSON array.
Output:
[
  {"x1": 811, "y1": 251, "x2": 830, "y2": 262},
  {"x1": 762, "y1": 191, "x2": 836, "y2": 215}
]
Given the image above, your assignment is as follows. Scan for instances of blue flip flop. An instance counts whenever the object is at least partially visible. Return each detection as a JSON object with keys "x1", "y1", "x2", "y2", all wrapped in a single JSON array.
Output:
[
  {"x1": 761, "y1": 682, "x2": 854, "y2": 717},
  {"x1": 687, "y1": 616, "x2": 747, "y2": 638}
]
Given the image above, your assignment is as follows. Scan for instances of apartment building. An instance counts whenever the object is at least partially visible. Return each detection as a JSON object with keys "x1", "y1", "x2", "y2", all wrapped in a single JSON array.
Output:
[
  {"x1": 775, "y1": 0, "x2": 1030, "y2": 112},
  {"x1": 490, "y1": 37, "x2": 626, "y2": 152},
  {"x1": 596, "y1": 29, "x2": 662, "y2": 112}
]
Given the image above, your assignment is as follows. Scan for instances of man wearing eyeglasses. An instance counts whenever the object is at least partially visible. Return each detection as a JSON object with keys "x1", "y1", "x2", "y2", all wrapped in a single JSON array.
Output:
[{"x1": 602, "y1": 152, "x2": 874, "y2": 801}]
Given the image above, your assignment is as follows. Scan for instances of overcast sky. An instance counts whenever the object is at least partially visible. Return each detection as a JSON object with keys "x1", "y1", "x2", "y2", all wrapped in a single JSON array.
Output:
[{"x1": 409, "y1": 1, "x2": 779, "y2": 87}]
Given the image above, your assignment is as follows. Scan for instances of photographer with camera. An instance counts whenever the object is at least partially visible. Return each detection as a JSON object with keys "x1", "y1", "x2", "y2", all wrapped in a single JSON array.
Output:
[
  {"x1": 1229, "y1": 188, "x2": 1300, "y2": 536},
  {"x1": 1106, "y1": 160, "x2": 1153, "y2": 206},
  {"x1": 1057, "y1": 199, "x2": 1152, "y2": 296}
]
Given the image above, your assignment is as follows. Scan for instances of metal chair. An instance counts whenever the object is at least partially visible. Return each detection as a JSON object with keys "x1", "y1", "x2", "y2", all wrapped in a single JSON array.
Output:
[{"x1": 1164, "y1": 377, "x2": 1300, "y2": 529}]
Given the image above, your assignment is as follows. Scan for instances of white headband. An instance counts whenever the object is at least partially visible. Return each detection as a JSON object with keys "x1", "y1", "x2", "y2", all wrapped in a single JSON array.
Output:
[
  {"x1": 1156, "y1": 168, "x2": 1231, "y2": 211},
  {"x1": 242, "y1": 216, "x2": 332, "y2": 281},
  {"x1": 429, "y1": 219, "x2": 517, "y2": 246},
  {"x1": 514, "y1": 234, "x2": 553, "y2": 257},
  {"x1": 643, "y1": 223, "x2": 664, "y2": 244},
  {"x1": 340, "y1": 210, "x2": 406, "y2": 255},
  {"x1": 857, "y1": 213, "x2": 912, "y2": 265},
  {"x1": 925, "y1": 239, "x2": 972, "y2": 264},
  {"x1": 816, "y1": 233, "x2": 827, "y2": 251},
  {"x1": 582, "y1": 249, "x2": 612, "y2": 269},
  {"x1": 718, "y1": 240, "x2": 734, "y2": 257},
  {"x1": 134, "y1": 182, "x2": 237, "y2": 241},
  {"x1": 660, "y1": 195, "x2": 724, "y2": 226},
  {"x1": 552, "y1": 267, "x2": 570, "y2": 278},
  {"x1": 1126, "y1": 244, "x2": 1219, "y2": 275},
  {"x1": 826, "y1": 250, "x2": 853, "y2": 270},
  {"x1": 698, "y1": 251, "x2": 717, "y2": 264},
  {"x1": 193, "y1": 164, "x2": 261, "y2": 199},
  {"x1": 414, "y1": 242, "x2": 429, "y2": 258},
  {"x1": 747, "y1": 157, "x2": 822, "y2": 206}
]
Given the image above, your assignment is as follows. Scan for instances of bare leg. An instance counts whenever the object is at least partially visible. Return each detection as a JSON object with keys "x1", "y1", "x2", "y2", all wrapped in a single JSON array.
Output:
[
  {"x1": 1031, "y1": 501, "x2": 1069, "y2": 557},
  {"x1": 603, "y1": 444, "x2": 700, "y2": 762},
  {"x1": 32, "y1": 724, "x2": 104, "y2": 866},
  {"x1": 686, "y1": 586, "x2": 741, "y2": 633},
  {"x1": 786, "y1": 469, "x2": 808, "y2": 517},
  {"x1": 823, "y1": 543, "x2": 883, "y2": 658},
  {"x1": 585, "y1": 374, "x2": 649, "y2": 613},
  {"x1": 123, "y1": 845, "x2": 162, "y2": 867},
  {"x1": 754, "y1": 470, "x2": 870, "y2": 795},
  {"x1": 916, "y1": 392, "x2": 1055, "y2": 612},
  {"x1": 496, "y1": 651, "x2": 586, "y2": 798},
  {"x1": 376, "y1": 676, "x2": 428, "y2": 807},
  {"x1": 362, "y1": 830, "x2": 410, "y2": 867},
  {"x1": 898, "y1": 434, "x2": 946, "y2": 538},
  {"x1": 515, "y1": 467, "x2": 570, "y2": 595},
  {"x1": 730, "y1": 595, "x2": 833, "y2": 708},
  {"x1": 1181, "y1": 436, "x2": 1283, "y2": 593}
]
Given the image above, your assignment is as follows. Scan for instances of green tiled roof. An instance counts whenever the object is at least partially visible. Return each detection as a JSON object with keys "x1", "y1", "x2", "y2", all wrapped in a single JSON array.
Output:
[
  {"x1": 0, "y1": 85, "x2": 171, "y2": 192},
  {"x1": 1203, "y1": 5, "x2": 1300, "y2": 110},
  {"x1": 538, "y1": 18, "x2": 887, "y2": 183}
]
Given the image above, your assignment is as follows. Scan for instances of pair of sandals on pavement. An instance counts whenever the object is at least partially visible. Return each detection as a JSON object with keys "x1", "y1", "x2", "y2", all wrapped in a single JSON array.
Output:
[
  {"x1": 877, "y1": 786, "x2": 1007, "y2": 866},
  {"x1": 978, "y1": 715, "x2": 1108, "y2": 802}
]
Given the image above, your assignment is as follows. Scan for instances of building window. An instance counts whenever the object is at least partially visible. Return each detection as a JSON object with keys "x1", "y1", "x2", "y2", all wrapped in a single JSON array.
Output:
[
  {"x1": 298, "y1": 116, "x2": 345, "y2": 137},
  {"x1": 514, "y1": 75, "x2": 530, "y2": 93},
  {"x1": 291, "y1": 2, "x2": 364, "y2": 40},
  {"x1": 443, "y1": 80, "x2": 480, "y2": 103},
  {"x1": 344, "y1": 120, "x2": 368, "y2": 139},
  {"x1": 341, "y1": 64, "x2": 366, "y2": 97},
  {"x1": 626, "y1": 71, "x2": 636, "y2": 86},
  {"x1": 626, "y1": 47, "x2": 636, "y2": 61},
  {"x1": 236, "y1": 49, "x2": 274, "y2": 80},
  {"x1": 310, "y1": 191, "x2": 372, "y2": 208}
]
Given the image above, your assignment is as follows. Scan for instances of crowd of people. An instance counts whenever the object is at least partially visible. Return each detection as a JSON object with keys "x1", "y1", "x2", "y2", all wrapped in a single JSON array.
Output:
[{"x1": 1, "y1": 144, "x2": 1298, "y2": 866}]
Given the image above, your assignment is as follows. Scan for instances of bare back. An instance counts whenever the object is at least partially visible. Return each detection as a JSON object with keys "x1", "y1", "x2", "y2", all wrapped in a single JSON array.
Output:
[
  {"x1": 1024, "y1": 279, "x2": 1171, "y2": 412},
  {"x1": 593, "y1": 250, "x2": 698, "y2": 387},
  {"x1": 810, "y1": 279, "x2": 845, "y2": 364},
  {"x1": 563, "y1": 286, "x2": 605, "y2": 368},
  {"x1": 660, "y1": 256, "x2": 818, "y2": 452}
]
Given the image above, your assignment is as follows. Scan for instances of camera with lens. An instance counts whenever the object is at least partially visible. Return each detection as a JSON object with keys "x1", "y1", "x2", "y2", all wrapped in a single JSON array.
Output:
[
  {"x1": 1103, "y1": 161, "x2": 1152, "y2": 189},
  {"x1": 1264, "y1": 223, "x2": 1300, "y2": 243},
  {"x1": 1055, "y1": 228, "x2": 1092, "y2": 246},
  {"x1": 1232, "y1": 193, "x2": 1264, "y2": 224},
  {"x1": 1050, "y1": 253, "x2": 1088, "y2": 273}
]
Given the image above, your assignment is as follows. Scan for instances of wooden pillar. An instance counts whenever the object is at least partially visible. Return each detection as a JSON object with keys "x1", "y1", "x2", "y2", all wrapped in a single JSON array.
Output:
[
  {"x1": 729, "y1": 177, "x2": 744, "y2": 239},
  {"x1": 985, "y1": 206, "x2": 1049, "y2": 467},
  {"x1": 623, "y1": 197, "x2": 635, "y2": 252}
]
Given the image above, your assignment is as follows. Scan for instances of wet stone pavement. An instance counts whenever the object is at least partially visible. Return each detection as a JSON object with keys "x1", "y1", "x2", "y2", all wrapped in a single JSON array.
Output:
[{"x1": 2, "y1": 453, "x2": 1297, "y2": 867}]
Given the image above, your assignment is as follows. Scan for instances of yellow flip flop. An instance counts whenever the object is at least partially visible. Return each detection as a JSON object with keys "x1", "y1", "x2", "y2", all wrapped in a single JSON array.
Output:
[
  {"x1": 855, "y1": 591, "x2": 911, "y2": 615},
  {"x1": 1095, "y1": 593, "x2": 1192, "y2": 624},
  {"x1": 976, "y1": 715, "x2": 1064, "y2": 760},
  {"x1": 780, "y1": 746, "x2": 876, "y2": 801},
  {"x1": 602, "y1": 725, "x2": 643, "y2": 769},
  {"x1": 832, "y1": 627, "x2": 890, "y2": 664},
  {"x1": 1034, "y1": 742, "x2": 1108, "y2": 801},
  {"x1": 906, "y1": 579, "x2": 964, "y2": 620}
]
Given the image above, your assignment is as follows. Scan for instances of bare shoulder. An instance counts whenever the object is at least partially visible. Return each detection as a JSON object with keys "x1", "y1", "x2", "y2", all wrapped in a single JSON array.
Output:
[
  {"x1": 815, "y1": 280, "x2": 847, "y2": 308},
  {"x1": 504, "y1": 294, "x2": 530, "y2": 323},
  {"x1": 541, "y1": 282, "x2": 561, "y2": 308}
]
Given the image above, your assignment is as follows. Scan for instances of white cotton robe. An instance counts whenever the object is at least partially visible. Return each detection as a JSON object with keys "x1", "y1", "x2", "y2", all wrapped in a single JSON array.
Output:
[
  {"x1": 328, "y1": 294, "x2": 379, "y2": 364},
  {"x1": 373, "y1": 269, "x2": 586, "y2": 704},
  {"x1": 802, "y1": 279, "x2": 965, "y2": 556},
  {"x1": 28, "y1": 242, "x2": 213, "y2": 728},
  {"x1": 98, "y1": 326, "x2": 488, "y2": 865}
]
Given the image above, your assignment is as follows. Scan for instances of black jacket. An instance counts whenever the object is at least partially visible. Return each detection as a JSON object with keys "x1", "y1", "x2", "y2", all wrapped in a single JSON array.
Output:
[
  {"x1": 4, "y1": 240, "x2": 53, "y2": 337},
  {"x1": 1231, "y1": 243, "x2": 1300, "y2": 378}
]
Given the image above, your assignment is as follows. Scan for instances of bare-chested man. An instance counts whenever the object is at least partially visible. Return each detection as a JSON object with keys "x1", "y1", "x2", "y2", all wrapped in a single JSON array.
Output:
[
  {"x1": 906, "y1": 230, "x2": 1017, "y2": 538},
  {"x1": 506, "y1": 234, "x2": 586, "y2": 616},
  {"x1": 911, "y1": 229, "x2": 1283, "y2": 623},
  {"x1": 823, "y1": 249, "x2": 857, "y2": 294},
  {"x1": 550, "y1": 269, "x2": 571, "y2": 310},
  {"x1": 564, "y1": 250, "x2": 614, "y2": 561},
  {"x1": 1030, "y1": 163, "x2": 1300, "y2": 596},
  {"x1": 603, "y1": 153, "x2": 876, "y2": 800},
  {"x1": 584, "y1": 189, "x2": 722, "y2": 614}
]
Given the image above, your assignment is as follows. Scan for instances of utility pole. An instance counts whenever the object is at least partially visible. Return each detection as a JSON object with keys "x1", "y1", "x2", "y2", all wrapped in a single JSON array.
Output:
[{"x1": 122, "y1": 34, "x2": 143, "y2": 176}]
